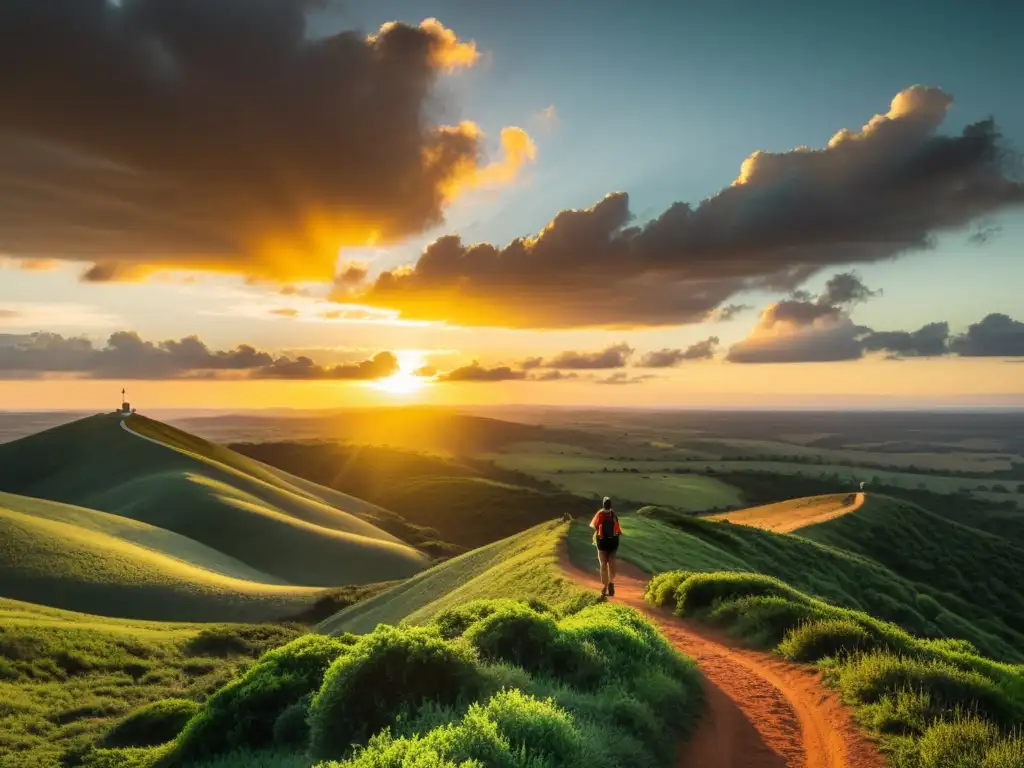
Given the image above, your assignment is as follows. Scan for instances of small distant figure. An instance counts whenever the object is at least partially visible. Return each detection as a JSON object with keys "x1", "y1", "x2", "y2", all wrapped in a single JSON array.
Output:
[
  {"x1": 590, "y1": 496, "x2": 621, "y2": 598},
  {"x1": 560, "y1": 511, "x2": 573, "y2": 522},
  {"x1": 859, "y1": 481, "x2": 866, "y2": 491}
]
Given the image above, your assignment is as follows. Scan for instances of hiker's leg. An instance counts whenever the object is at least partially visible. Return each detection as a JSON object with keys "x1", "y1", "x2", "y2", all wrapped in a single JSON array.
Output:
[
  {"x1": 608, "y1": 553, "x2": 618, "y2": 584},
  {"x1": 597, "y1": 550, "x2": 610, "y2": 586}
]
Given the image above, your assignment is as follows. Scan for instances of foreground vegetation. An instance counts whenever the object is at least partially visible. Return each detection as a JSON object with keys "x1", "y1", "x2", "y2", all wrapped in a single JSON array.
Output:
[
  {"x1": 0, "y1": 598, "x2": 304, "y2": 768},
  {"x1": 646, "y1": 570, "x2": 1024, "y2": 767},
  {"x1": 1, "y1": 522, "x2": 704, "y2": 768}
]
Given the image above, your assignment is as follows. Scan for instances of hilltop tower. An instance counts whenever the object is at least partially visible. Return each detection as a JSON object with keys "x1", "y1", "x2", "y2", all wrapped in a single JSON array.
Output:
[{"x1": 120, "y1": 388, "x2": 131, "y2": 416}]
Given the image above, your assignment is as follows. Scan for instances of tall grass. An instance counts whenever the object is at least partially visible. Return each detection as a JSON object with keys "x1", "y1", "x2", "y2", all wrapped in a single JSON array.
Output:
[{"x1": 647, "y1": 569, "x2": 1024, "y2": 766}]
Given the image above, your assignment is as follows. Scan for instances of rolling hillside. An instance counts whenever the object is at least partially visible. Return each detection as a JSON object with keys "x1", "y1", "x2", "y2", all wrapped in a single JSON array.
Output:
[
  {"x1": 0, "y1": 414, "x2": 428, "y2": 588},
  {"x1": 0, "y1": 491, "x2": 321, "y2": 622},
  {"x1": 710, "y1": 492, "x2": 1024, "y2": 642}
]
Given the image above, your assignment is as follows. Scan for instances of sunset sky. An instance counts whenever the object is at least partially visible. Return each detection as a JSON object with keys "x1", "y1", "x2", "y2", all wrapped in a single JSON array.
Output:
[{"x1": 1, "y1": 0, "x2": 1023, "y2": 410}]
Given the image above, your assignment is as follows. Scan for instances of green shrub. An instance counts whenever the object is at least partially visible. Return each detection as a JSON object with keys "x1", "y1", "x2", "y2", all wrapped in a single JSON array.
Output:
[
  {"x1": 778, "y1": 619, "x2": 874, "y2": 662},
  {"x1": 710, "y1": 596, "x2": 825, "y2": 647},
  {"x1": 982, "y1": 735, "x2": 1024, "y2": 767},
  {"x1": 100, "y1": 698, "x2": 200, "y2": 748},
  {"x1": 481, "y1": 688, "x2": 582, "y2": 763},
  {"x1": 831, "y1": 652, "x2": 1020, "y2": 728},
  {"x1": 917, "y1": 717, "x2": 998, "y2": 768},
  {"x1": 272, "y1": 693, "x2": 312, "y2": 748},
  {"x1": 644, "y1": 571, "x2": 689, "y2": 608},
  {"x1": 463, "y1": 604, "x2": 562, "y2": 675},
  {"x1": 174, "y1": 633, "x2": 354, "y2": 761},
  {"x1": 671, "y1": 572, "x2": 806, "y2": 617},
  {"x1": 183, "y1": 624, "x2": 302, "y2": 658},
  {"x1": 308, "y1": 626, "x2": 486, "y2": 760}
]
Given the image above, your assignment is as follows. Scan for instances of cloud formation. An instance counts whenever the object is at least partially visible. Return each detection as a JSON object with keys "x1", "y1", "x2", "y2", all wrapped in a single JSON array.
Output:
[
  {"x1": 541, "y1": 343, "x2": 634, "y2": 370},
  {"x1": 251, "y1": 351, "x2": 399, "y2": 380},
  {"x1": 0, "y1": 5, "x2": 532, "y2": 282},
  {"x1": 639, "y1": 337, "x2": 720, "y2": 367},
  {"x1": 436, "y1": 362, "x2": 527, "y2": 382},
  {"x1": 949, "y1": 314, "x2": 1024, "y2": 357},
  {"x1": 726, "y1": 273, "x2": 875, "y2": 363},
  {"x1": 595, "y1": 372, "x2": 657, "y2": 385},
  {"x1": 729, "y1": 272, "x2": 1024, "y2": 363},
  {"x1": 0, "y1": 331, "x2": 398, "y2": 380},
  {"x1": 359, "y1": 85, "x2": 1023, "y2": 328},
  {"x1": 861, "y1": 322, "x2": 951, "y2": 358}
]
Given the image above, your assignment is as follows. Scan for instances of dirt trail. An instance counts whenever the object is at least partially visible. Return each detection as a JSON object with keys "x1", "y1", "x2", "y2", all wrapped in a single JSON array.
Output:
[
  {"x1": 561, "y1": 551, "x2": 884, "y2": 768},
  {"x1": 711, "y1": 492, "x2": 866, "y2": 534}
]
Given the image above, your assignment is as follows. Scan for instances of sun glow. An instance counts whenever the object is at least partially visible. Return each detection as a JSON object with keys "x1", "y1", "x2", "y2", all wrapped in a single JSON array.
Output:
[{"x1": 372, "y1": 350, "x2": 431, "y2": 395}]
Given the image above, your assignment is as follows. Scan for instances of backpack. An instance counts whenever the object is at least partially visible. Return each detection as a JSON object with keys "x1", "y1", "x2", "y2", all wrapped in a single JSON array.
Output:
[{"x1": 598, "y1": 510, "x2": 618, "y2": 540}]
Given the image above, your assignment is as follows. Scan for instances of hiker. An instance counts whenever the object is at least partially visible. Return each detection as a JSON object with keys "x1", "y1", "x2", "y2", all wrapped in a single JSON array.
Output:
[{"x1": 590, "y1": 496, "x2": 621, "y2": 597}]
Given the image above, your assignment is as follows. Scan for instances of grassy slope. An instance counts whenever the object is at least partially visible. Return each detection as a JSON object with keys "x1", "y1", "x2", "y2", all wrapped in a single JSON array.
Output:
[
  {"x1": 0, "y1": 415, "x2": 428, "y2": 587},
  {"x1": 577, "y1": 508, "x2": 1024, "y2": 662},
  {"x1": 232, "y1": 441, "x2": 596, "y2": 549},
  {"x1": 319, "y1": 520, "x2": 581, "y2": 635},
  {"x1": 798, "y1": 494, "x2": 1024, "y2": 641},
  {"x1": 0, "y1": 598, "x2": 304, "y2": 768},
  {"x1": 0, "y1": 492, "x2": 324, "y2": 622}
]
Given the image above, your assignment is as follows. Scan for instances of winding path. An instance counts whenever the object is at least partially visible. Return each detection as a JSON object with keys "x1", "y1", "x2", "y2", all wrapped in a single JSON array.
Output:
[{"x1": 561, "y1": 550, "x2": 885, "y2": 768}]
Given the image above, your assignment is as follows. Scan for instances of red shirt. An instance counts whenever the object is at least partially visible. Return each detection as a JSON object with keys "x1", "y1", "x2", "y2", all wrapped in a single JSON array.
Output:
[{"x1": 590, "y1": 510, "x2": 622, "y2": 536}]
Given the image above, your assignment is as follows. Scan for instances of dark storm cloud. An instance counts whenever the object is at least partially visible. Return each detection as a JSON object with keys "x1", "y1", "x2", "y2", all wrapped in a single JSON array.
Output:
[
  {"x1": 436, "y1": 362, "x2": 527, "y2": 382},
  {"x1": 638, "y1": 337, "x2": 720, "y2": 367},
  {"x1": 861, "y1": 322, "x2": 951, "y2": 358},
  {"x1": 251, "y1": 351, "x2": 399, "y2": 380},
  {"x1": 362, "y1": 86, "x2": 1024, "y2": 328},
  {"x1": 542, "y1": 343, "x2": 634, "y2": 370},
  {"x1": 0, "y1": 3, "x2": 530, "y2": 281},
  {"x1": 0, "y1": 330, "x2": 400, "y2": 380},
  {"x1": 949, "y1": 314, "x2": 1024, "y2": 357}
]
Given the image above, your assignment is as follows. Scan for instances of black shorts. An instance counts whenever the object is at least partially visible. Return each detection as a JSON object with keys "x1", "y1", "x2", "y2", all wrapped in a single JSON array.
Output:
[{"x1": 596, "y1": 536, "x2": 619, "y2": 554}]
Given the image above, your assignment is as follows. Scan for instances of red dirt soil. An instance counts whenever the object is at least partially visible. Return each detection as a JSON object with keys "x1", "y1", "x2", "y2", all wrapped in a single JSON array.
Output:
[{"x1": 561, "y1": 551, "x2": 886, "y2": 768}]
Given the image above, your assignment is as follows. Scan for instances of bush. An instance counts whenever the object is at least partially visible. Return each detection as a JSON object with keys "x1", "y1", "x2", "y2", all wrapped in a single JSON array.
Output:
[
  {"x1": 671, "y1": 572, "x2": 806, "y2": 617},
  {"x1": 777, "y1": 619, "x2": 873, "y2": 662},
  {"x1": 183, "y1": 624, "x2": 302, "y2": 658},
  {"x1": 100, "y1": 699, "x2": 200, "y2": 748},
  {"x1": 917, "y1": 717, "x2": 999, "y2": 768},
  {"x1": 710, "y1": 596, "x2": 826, "y2": 647},
  {"x1": 308, "y1": 626, "x2": 486, "y2": 760},
  {"x1": 272, "y1": 693, "x2": 312, "y2": 748},
  {"x1": 831, "y1": 652, "x2": 1020, "y2": 728},
  {"x1": 173, "y1": 633, "x2": 354, "y2": 761},
  {"x1": 644, "y1": 571, "x2": 688, "y2": 608},
  {"x1": 463, "y1": 604, "x2": 562, "y2": 675}
]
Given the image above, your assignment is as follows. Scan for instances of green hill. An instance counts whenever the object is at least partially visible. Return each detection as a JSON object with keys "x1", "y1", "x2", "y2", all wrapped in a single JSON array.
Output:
[
  {"x1": 797, "y1": 494, "x2": 1024, "y2": 641},
  {"x1": 0, "y1": 491, "x2": 322, "y2": 622},
  {"x1": 0, "y1": 415, "x2": 429, "y2": 587},
  {"x1": 583, "y1": 504, "x2": 1024, "y2": 662},
  {"x1": 319, "y1": 520, "x2": 580, "y2": 635},
  {"x1": 233, "y1": 440, "x2": 596, "y2": 549}
]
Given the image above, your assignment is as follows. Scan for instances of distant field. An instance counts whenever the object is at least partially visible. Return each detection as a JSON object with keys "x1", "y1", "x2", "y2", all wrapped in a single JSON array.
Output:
[
  {"x1": 679, "y1": 437, "x2": 1021, "y2": 472},
  {"x1": 550, "y1": 471, "x2": 743, "y2": 511}
]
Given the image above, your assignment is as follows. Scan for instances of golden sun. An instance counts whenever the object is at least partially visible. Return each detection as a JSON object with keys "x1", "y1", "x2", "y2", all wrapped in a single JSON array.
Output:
[{"x1": 372, "y1": 351, "x2": 431, "y2": 395}]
